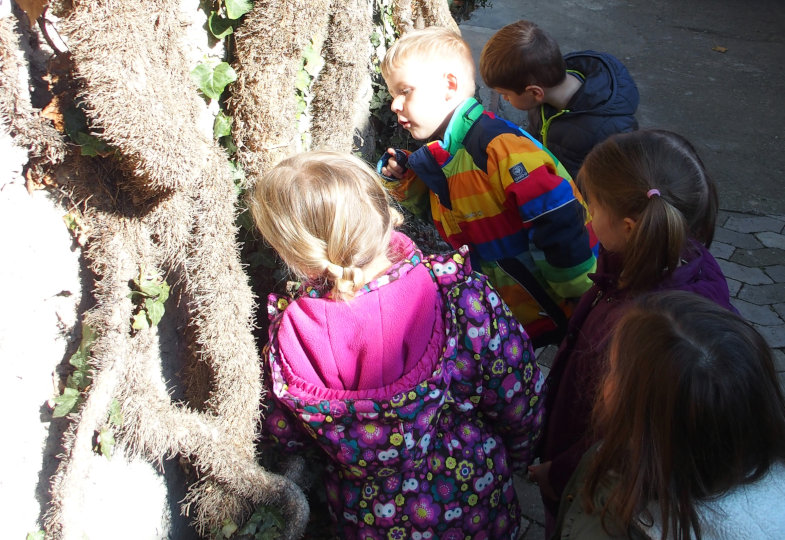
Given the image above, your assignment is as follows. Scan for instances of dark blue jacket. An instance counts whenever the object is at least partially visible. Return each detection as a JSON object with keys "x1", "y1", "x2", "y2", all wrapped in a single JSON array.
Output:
[{"x1": 527, "y1": 50, "x2": 639, "y2": 178}]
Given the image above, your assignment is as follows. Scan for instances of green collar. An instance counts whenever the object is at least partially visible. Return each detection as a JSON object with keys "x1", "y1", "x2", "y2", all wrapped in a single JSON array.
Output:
[{"x1": 440, "y1": 98, "x2": 484, "y2": 155}]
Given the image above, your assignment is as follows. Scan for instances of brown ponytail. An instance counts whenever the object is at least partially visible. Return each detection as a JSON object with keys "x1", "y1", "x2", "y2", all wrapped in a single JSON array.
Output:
[{"x1": 577, "y1": 130, "x2": 717, "y2": 293}]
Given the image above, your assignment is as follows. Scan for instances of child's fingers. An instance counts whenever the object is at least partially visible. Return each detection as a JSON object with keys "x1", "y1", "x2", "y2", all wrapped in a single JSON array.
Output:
[{"x1": 382, "y1": 163, "x2": 404, "y2": 179}]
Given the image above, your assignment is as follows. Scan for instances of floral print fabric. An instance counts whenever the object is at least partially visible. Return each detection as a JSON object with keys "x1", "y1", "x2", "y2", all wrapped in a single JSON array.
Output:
[{"x1": 262, "y1": 244, "x2": 546, "y2": 539}]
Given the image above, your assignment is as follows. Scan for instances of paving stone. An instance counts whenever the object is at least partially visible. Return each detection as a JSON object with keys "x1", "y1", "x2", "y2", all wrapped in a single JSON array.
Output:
[
  {"x1": 724, "y1": 215, "x2": 785, "y2": 234},
  {"x1": 731, "y1": 298, "x2": 783, "y2": 325},
  {"x1": 753, "y1": 324, "x2": 785, "y2": 348},
  {"x1": 730, "y1": 248, "x2": 785, "y2": 267},
  {"x1": 521, "y1": 521, "x2": 545, "y2": 540},
  {"x1": 716, "y1": 210, "x2": 735, "y2": 227},
  {"x1": 709, "y1": 240, "x2": 734, "y2": 261},
  {"x1": 717, "y1": 259, "x2": 773, "y2": 285},
  {"x1": 774, "y1": 303, "x2": 785, "y2": 320},
  {"x1": 773, "y1": 348, "x2": 785, "y2": 372},
  {"x1": 765, "y1": 265, "x2": 785, "y2": 283},
  {"x1": 726, "y1": 278, "x2": 741, "y2": 297},
  {"x1": 514, "y1": 473, "x2": 545, "y2": 525},
  {"x1": 713, "y1": 227, "x2": 763, "y2": 249},
  {"x1": 757, "y1": 231, "x2": 785, "y2": 250},
  {"x1": 738, "y1": 283, "x2": 785, "y2": 305}
]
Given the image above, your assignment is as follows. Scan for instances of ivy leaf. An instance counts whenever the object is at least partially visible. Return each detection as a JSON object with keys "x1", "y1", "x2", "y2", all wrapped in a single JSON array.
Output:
[
  {"x1": 220, "y1": 518, "x2": 238, "y2": 538},
  {"x1": 135, "y1": 274, "x2": 169, "y2": 302},
  {"x1": 214, "y1": 111, "x2": 233, "y2": 139},
  {"x1": 221, "y1": 135, "x2": 237, "y2": 155},
  {"x1": 66, "y1": 370, "x2": 88, "y2": 391},
  {"x1": 208, "y1": 11, "x2": 235, "y2": 39},
  {"x1": 97, "y1": 427, "x2": 115, "y2": 459},
  {"x1": 132, "y1": 311, "x2": 150, "y2": 330},
  {"x1": 229, "y1": 160, "x2": 245, "y2": 184},
  {"x1": 302, "y1": 42, "x2": 323, "y2": 77},
  {"x1": 294, "y1": 69, "x2": 311, "y2": 93},
  {"x1": 74, "y1": 131, "x2": 111, "y2": 157},
  {"x1": 145, "y1": 297, "x2": 165, "y2": 326},
  {"x1": 109, "y1": 398, "x2": 124, "y2": 426},
  {"x1": 191, "y1": 62, "x2": 237, "y2": 101},
  {"x1": 225, "y1": 0, "x2": 253, "y2": 20},
  {"x1": 53, "y1": 387, "x2": 80, "y2": 418}
]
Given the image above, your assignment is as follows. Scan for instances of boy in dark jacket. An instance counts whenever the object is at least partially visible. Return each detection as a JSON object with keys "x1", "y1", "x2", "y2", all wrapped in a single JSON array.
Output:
[{"x1": 480, "y1": 20, "x2": 639, "y2": 178}]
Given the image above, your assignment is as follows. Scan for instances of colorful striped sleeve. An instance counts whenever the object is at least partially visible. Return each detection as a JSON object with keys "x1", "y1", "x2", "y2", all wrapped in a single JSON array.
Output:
[{"x1": 487, "y1": 133, "x2": 596, "y2": 298}]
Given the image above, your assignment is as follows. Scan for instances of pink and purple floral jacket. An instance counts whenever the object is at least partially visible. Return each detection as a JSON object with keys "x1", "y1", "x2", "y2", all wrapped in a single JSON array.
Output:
[{"x1": 261, "y1": 233, "x2": 545, "y2": 539}]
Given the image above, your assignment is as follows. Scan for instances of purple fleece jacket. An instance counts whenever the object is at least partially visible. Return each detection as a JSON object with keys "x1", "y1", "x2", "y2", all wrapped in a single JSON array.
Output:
[{"x1": 537, "y1": 239, "x2": 735, "y2": 519}]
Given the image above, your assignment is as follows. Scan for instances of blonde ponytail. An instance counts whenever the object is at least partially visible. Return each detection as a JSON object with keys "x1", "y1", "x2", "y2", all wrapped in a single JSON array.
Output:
[{"x1": 248, "y1": 151, "x2": 401, "y2": 300}]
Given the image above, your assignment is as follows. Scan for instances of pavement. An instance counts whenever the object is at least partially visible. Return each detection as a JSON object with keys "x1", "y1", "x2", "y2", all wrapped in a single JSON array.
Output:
[{"x1": 456, "y1": 1, "x2": 785, "y2": 538}]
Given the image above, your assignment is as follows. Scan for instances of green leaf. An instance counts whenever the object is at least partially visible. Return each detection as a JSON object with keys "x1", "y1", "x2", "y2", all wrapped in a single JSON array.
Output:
[
  {"x1": 97, "y1": 427, "x2": 115, "y2": 459},
  {"x1": 225, "y1": 0, "x2": 253, "y2": 19},
  {"x1": 302, "y1": 42, "x2": 323, "y2": 77},
  {"x1": 109, "y1": 398, "x2": 124, "y2": 426},
  {"x1": 208, "y1": 11, "x2": 235, "y2": 39},
  {"x1": 66, "y1": 369, "x2": 88, "y2": 390},
  {"x1": 63, "y1": 103, "x2": 88, "y2": 142},
  {"x1": 74, "y1": 131, "x2": 111, "y2": 157},
  {"x1": 26, "y1": 531, "x2": 45, "y2": 540},
  {"x1": 134, "y1": 274, "x2": 169, "y2": 302},
  {"x1": 191, "y1": 62, "x2": 237, "y2": 101},
  {"x1": 294, "y1": 69, "x2": 311, "y2": 93},
  {"x1": 145, "y1": 297, "x2": 165, "y2": 326},
  {"x1": 213, "y1": 111, "x2": 233, "y2": 139},
  {"x1": 229, "y1": 160, "x2": 245, "y2": 184},
  {"x1": 221, "y1": 135, "x2": 238, "y2": 155},
  {"x1": 53, "y1": 387, "x2": 80, "y2": 417},
  {"x1": 220, "y1": 518, "x2": 238, "y2": 538},
  {"x1": 132, "y1": 311, "x2": 150, "y2": 330}
]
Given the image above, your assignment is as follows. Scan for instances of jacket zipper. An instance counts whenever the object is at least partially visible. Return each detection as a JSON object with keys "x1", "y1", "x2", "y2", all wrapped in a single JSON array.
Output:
[{"x1": 540, "y1": 107, "x2": 568, "y2": 148}]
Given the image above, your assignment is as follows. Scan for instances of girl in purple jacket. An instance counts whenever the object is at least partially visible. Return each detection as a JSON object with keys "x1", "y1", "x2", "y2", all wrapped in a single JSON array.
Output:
[
  {"x1": 528, "y1": 130, "x2": 735, "y2": 535},
  {"x1": 248, "y1": 151, "x2": 545, "y2": 539}
]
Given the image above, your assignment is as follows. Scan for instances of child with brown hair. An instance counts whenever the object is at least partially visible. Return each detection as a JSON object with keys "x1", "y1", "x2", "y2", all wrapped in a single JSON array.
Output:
[
  {"x1": 379, "y1": 26, "x2": 598, "y2": 348},
  {"x1": 480, "y1": 20, "x2": 639, "y2": 178},
  {"x1": 555, "y1": 291, "x2": 785, "y2": 539},
  {"x1": 249, "y1": 151, "x2": 546, "y2": 539},
  {"x1": 530, "y1": 129, "x2": 735, "y2": 535}
]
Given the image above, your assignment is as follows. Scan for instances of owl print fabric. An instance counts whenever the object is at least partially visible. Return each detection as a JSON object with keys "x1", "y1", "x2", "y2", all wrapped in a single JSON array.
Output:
[{"x1": 262, "y1": 241, "x2": 546, "y2": 539}]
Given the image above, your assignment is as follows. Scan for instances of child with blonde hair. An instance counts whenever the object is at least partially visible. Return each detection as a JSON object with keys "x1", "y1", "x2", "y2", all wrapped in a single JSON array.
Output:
[
  {"x1": 555, "y1": 291, "x2": 785, "y2": 539},
  {"x1": 249, "y1": 151, "x2": 546, "y2": 539},
  {"x1": 530, "y1": 130, "x2": 736, "y2": 536},
  {"x1": 379, "y1": 26, "x2": 598, "y2": 348}
]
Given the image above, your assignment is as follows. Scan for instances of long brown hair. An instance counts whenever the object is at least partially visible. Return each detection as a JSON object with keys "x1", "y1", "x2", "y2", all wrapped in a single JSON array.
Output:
[
  {"x1": 584, "y1": 291, "x2": 785, "y2": 540},
  {"x1": 577, "y1": 130, "x2": 718, "y2": 293}
]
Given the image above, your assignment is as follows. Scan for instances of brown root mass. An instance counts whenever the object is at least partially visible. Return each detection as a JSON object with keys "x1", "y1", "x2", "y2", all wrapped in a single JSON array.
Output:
[{"x1": 2, "y1": 0, "x2": 458, "y2": 537}]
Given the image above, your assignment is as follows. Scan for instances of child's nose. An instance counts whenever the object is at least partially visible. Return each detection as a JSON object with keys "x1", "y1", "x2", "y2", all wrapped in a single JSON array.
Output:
[{"x1": 391, "y1": 95, "x2": 403, "y2": 112}]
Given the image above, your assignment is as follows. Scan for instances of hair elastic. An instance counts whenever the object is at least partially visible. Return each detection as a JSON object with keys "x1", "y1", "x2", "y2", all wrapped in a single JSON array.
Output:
[{"x1": 647, "y1": 189, "x2": 661, "y2": 199}]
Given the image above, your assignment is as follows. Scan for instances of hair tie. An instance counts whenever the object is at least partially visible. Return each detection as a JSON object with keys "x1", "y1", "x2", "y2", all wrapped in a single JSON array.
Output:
[{"x1": 647, "y1": 189, "x2": 661, "y2": 199}]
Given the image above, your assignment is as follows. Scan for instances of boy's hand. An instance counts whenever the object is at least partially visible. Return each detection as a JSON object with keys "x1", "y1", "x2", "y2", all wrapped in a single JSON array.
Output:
[
  {"x1": 380, "y1": 148, "x2": 407, "y2": 179},
  {"x1": 528, "y1": 461, "x2": 558, "y2": 502}
]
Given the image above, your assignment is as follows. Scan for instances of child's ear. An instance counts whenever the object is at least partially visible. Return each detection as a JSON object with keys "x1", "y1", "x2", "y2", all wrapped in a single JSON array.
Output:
[
  {"x1": 445, "y1": 72, "x2": 458, "y2": 94},
  {"x1": 623, "y1": 217, "x2": 637, "y2": 237},
  {"x1": 526, "y1": 85, "x2": 545, "y2": 103}
]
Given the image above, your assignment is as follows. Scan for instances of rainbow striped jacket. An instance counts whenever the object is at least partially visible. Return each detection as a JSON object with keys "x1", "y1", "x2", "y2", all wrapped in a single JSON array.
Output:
[{"x1": 384, "y1": 98, "x2": 598, "y2": 333}]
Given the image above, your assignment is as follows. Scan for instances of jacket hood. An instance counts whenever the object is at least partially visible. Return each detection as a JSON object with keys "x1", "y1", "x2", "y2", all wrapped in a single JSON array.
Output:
[
  {"x1": 273, "y1": 233, "x2": 443, "y2": 395},
  {"x1": 591, "y1": 240, "x2": 735, "y2": 312},
  {"x1": 564, "y1": 50, "x2": 639, "y2": 117}
]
